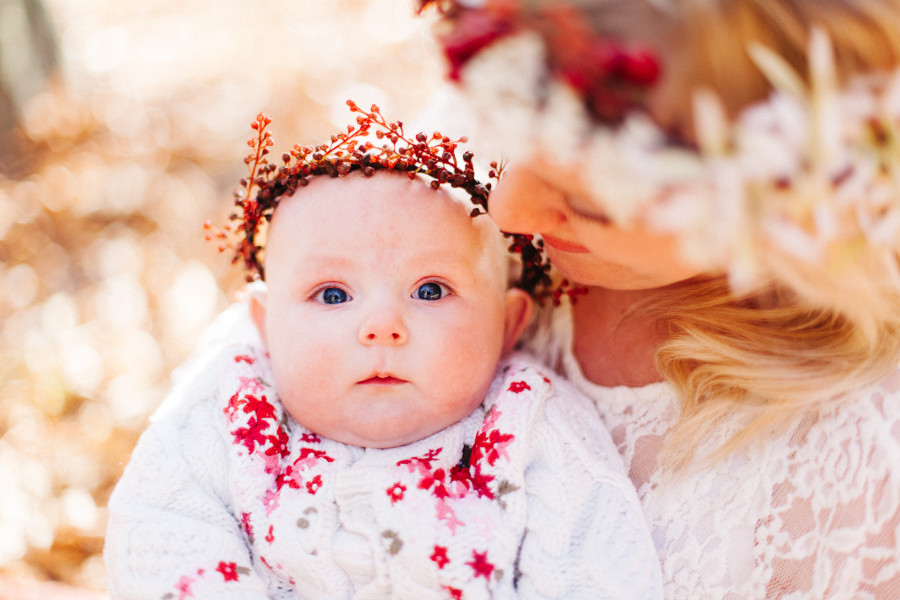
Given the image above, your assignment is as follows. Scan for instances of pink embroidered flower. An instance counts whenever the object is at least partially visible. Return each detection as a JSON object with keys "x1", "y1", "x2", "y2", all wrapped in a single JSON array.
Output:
[
  {"x1": 294, "y1": 447, "x2": 335, "y2": 468},
  {"x1": 431, "y1": 545, "x2": 450, "y2": 569},
  {"x1": 397, "y1": 447, "x2": 442, "y2": 473},
  {"x1": 467, "y1": 550, "x2": 494, "y2": 580},
  {"x1": 216, "y1": 561, "x2": 240, "y2": 582},
  {"x1": 306, "y1": 474, "x2": 323, "y2": 495},
  {"x1": 482, "y1": 407, "x2": 501, "y2": 430},
  {"x1": 175, "y1": 575, "x2": 195, "y2": 599},
  {"x1": 236, "y1": 375, "x2": 264, "y2": 395},
  {"x1": 240, "y1": 512, "x2": 254, "y2": 540},
  {"x1": 387, "y1": 482, "x2": 406, "y2": 504},
  {"x1": 262, "y1": 489, "x2": 280, "y2": 515},
  {"x1": 235, "y1": 354, "x2": 255, "y2": 364},
  {"x1": 301, "y1": 433, "x2": 321, "y2": 444},
  {"x1": 435, "y1": 499, "x2": 464, "y2": 533},
  {"x1": 508, "y1": 380, "x2": 530, "y2": 393}
]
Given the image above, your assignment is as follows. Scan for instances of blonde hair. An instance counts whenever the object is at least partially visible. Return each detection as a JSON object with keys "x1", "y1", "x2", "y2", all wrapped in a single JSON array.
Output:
[
  {"x1": 643, "y1": 277, "x2": 900, "y2": 470},
  {"x1": 580, "y1": 0, "x2": 900, "y2": 468}
]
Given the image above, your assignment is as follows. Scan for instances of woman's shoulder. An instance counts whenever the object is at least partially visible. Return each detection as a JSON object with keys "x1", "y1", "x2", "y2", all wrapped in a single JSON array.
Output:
[
  {"x1": 813, "y1": 366, "x2": 900, "y2": 443},
  {"x1": 799, "y1": 366, "x2": 900, "y2": 469}
]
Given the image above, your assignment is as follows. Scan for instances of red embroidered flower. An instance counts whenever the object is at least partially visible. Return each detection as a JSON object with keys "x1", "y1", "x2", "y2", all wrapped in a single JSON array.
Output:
[
  {"x1": 468, "y1": 467, "x2": 496, "y2": 500},
  {"x1": 275, "y1": 465, "x2": 301, "y2": 491},
  {"x1": 224, "y1": 394, "x2": 241, "y2": 420},
  {"x1": 265, "y1": 525, "x2": 275, "y2": 544},
  {"x1": 466, "y1": 550, "x2": 494, "y2": 580},
  {"x1": 232, "y1": 417, "x2": 269, "y2": 453},
  {"x1": 431, "y1": 545, "x2": 450, "y2": 569},
  {"x1": 242, "y1": 393, "x2": 277, "y2": 421},
  {"x1": 235, "y1": 354, "x2": 255, "y2": 364},
  {"x1": 387, "y1": 482, "x2": 406, "y2": 504},
  {"x1": 216, "y1": 561, "x2": 240, "y2": 582},
  {"x1": 444, "y1": 587, "x2": 463, "y2": 600},
  {"x1": 301, "y1": 433, "x2": 321, "y2": 444},
  {"x1": 265, "y1": 427, "x2": 290, "y2": 458},
  {"x1": 418, "y1": 468, "x2": 451, "y2": 499},
  {"x1": 508, "y1": 380, "x2": 530, "y2": 393},
  {"x1": 306, "y1": 474, "x2": 323, "y2": 495},
  {"x1": 448, "y1": 465, "x2": 473, "y2": 494},
  {"x1": 471, "y1": 429, "x2": 514, "y2": 466}
]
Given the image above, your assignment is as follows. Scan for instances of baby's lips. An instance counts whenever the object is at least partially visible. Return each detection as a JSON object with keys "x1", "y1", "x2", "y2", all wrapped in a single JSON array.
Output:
[{"x1": 357, "y1": 374, "x2": 406, "y2": 385}]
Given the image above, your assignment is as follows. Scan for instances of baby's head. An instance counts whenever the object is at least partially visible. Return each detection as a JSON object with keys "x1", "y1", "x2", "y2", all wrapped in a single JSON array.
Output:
[{"x1": 249, "y1": 171, "x2": 533, "y2": 448}]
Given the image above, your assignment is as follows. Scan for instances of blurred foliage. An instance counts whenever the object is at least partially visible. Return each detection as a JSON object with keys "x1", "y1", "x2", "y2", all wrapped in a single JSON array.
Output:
[{"x1": 0, "y1": 0, "x2": 443, "y2": 595}]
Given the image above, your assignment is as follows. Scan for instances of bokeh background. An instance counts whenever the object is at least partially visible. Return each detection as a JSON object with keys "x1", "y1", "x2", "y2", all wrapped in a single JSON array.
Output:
[{"x1": 0, "y1": 1, "x2": 445, "y2": 596}]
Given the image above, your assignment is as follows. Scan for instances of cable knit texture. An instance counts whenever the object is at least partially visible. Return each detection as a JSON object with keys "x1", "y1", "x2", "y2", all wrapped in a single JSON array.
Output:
[
  {"x1": 523, "y1": 302, "x2": 900, "y2": 600},
  {"x1": 105, "y1": 330, "x2": 662, "y2": 599}
]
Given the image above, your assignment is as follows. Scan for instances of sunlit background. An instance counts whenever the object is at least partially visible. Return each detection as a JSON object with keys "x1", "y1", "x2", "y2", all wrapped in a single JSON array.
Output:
[{"x1": 0, "y1": 1, "x2": 444, "y2": 596}]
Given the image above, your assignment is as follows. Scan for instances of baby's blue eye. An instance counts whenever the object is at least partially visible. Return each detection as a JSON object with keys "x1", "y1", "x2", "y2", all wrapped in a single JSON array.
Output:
[
  {"x1": 319, "y1": 287, "x2": 349, "y2": 304},
  {"x1": 415, "y1": 282, "x2": 444, "y2": 300}
]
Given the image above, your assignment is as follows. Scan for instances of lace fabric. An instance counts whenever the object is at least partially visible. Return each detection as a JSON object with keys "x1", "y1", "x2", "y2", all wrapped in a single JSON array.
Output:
[{"x1": 524, "y1": 302, "x2": 900, "y2": 599}]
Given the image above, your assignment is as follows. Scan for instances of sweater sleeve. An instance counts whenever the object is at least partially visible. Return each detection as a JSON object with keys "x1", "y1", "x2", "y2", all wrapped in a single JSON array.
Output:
[
  {"x1": 512, "y1": 362, "x2": 663, "y2": 600},
  {"x1": 104, "y1": 345, "x2": 283, "y2": 600}
]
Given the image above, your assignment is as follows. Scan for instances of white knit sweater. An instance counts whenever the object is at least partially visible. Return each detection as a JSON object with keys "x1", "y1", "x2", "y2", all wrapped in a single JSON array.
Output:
[{"x1": 105, "y1": 340, "x2": 662, "y2": 600}]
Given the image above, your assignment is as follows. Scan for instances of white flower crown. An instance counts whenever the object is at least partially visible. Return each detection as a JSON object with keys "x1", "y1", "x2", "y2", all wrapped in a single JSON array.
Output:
[{"x1": 457, "y1": 28, "x2": 900, "y2": 293}]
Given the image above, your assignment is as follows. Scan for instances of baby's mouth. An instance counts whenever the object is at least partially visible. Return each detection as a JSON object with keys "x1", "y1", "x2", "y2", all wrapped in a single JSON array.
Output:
[{"x1": 358, "y1": 375, "x2": 406, "y2": 385}]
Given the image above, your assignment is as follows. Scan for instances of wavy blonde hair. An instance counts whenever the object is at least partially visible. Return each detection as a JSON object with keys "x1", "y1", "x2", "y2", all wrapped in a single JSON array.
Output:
[{"x1": 573, "y1": 0, "x2": 900, "y2": 468}]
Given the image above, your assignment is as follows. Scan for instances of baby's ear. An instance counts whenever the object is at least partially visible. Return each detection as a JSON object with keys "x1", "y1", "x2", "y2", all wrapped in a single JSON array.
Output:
[
  {"x1": 501, "y1": 288, "x2": 534, "y2": 356},
  {"x1": 248, "y1": 289, "x2": 268, "y2": 348}
]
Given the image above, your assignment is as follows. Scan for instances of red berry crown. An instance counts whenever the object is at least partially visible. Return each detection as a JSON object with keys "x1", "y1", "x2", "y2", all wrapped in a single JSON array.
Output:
[{"x1": 206, "y1": 101, "x2": 568, "y2": 299}]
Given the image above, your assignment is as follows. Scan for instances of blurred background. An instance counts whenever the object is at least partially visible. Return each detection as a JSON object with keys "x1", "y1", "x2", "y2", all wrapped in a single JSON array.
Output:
[{"x1": 0, "y1": 0, "x2": 445, "y2": 596}]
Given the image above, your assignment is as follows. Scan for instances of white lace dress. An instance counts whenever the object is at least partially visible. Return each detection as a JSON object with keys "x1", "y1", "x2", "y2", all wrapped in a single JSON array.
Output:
[{"x1": 524, "y1": 303, "x2": 900, "y2": 599}]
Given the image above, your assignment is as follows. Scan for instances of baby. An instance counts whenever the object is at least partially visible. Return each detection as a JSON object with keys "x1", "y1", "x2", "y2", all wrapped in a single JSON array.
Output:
[{"x1": 104, "y1": 110, "x2": 662, "y2": 600}]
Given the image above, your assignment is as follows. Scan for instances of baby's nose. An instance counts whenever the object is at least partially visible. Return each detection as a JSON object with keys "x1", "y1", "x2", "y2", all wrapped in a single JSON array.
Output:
[{"x1": 358, "y1": 303, "x2": 408, "y2": 346}]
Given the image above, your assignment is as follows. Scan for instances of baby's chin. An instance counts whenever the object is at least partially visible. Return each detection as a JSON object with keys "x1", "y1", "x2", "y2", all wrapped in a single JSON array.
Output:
[{"x1": 306, "y1": 420, "x2": 448, "y2": 449}]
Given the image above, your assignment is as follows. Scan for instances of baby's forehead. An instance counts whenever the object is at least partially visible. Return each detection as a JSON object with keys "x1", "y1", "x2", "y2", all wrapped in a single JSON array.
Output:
[{"x1": 273, "y1": 171, "x2": 508, "y2": 269}]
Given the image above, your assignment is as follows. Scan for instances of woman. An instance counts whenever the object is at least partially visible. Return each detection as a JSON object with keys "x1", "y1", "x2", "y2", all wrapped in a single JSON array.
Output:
[{"x1": 422, "y1": 0, "x2": 900, "y2": 597}]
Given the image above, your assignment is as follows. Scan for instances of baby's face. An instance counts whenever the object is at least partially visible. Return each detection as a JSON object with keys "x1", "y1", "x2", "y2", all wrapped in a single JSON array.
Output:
[{"x1": 252, "y1": 172, "x2": 528, "y2": 448}]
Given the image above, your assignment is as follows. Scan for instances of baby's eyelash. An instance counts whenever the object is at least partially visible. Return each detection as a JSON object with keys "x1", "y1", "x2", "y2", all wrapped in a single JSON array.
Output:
[
  {"x1": 413, "y1": 279, "x2": 456, "y2": 301},
  {"x1": 308, "y1": 284, "x2": 352, "y2": 305}
]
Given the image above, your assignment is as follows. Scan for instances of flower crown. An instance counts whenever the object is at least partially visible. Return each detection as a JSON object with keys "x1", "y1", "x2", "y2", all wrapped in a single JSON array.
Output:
[
  {"x1": 206, "y1": 101, "x2": 575, "y2": 300},
  {"x1": 421, "y1": 0, "x2": 900, "y2": 299}
]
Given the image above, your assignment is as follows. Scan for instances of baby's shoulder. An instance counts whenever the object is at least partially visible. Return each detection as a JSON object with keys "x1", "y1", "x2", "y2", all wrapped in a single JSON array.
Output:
[
  {"x1": 151, "y1": 341, "x2": 273, "y2": 425},
  {"x1": 488, "y1": 351, "x2": 627, "y2": 478}
]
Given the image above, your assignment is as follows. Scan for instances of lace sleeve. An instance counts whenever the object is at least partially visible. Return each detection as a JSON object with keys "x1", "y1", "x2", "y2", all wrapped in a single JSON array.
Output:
[{"x1": 760, "y1": 375, "x2": 900, "y2": 599}]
